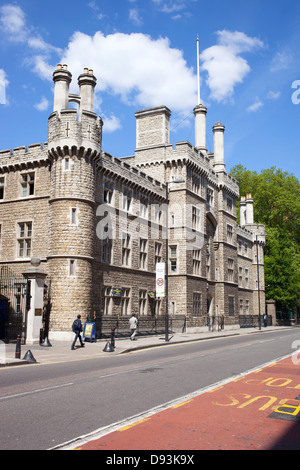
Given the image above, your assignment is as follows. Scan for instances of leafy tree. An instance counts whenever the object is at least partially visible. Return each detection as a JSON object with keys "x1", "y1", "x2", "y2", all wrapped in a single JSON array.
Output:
[{"x1": 230, "y1": 165, "x2": 300, "y2": 308}]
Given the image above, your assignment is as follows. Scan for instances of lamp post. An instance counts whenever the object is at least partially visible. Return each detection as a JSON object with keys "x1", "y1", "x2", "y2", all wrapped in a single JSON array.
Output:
[
  {"x1": 256, "y1": 233, "x2": 266, "y2": 330},
  {"x1": 165, "y1": 179, "x2": 185, "y2": 342}
]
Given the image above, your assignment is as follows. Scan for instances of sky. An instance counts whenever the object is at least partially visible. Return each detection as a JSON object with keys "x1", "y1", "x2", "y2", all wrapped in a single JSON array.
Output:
[{"x1": 0, "y1": 0, "x2": 299, "y2": 179}]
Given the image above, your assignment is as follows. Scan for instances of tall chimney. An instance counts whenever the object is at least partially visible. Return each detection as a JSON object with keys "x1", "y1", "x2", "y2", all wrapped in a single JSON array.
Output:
[
  {"x1": 245, "y1": 194, "x2": 254, "y2": 224},
  {"x1": 194, "y1": 104, "x2": 207, "y2": 150},
  {"x1": 212, "y1": 122, "x2": 225, "y2": 172},
  {"x1": 240, "y1": 196, "x2": 246, "y2": 226},
  {"x1": 53, "y1": 64, "x2": 72, "y2": 113},
  {"x1": 78, "y1": 68, "x2": 97, "y2": 117}
]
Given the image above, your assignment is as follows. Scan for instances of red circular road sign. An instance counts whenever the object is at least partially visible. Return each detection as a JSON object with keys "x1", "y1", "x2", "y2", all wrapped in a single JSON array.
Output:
[{"x1": 156, "y1": 278, "x2": 164, "y2": 286}]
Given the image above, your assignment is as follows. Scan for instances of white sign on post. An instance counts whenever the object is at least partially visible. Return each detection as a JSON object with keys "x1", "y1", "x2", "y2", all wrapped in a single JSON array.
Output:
[{"x1": 156, "y1": 262, "x2": 165, "y2": 297}]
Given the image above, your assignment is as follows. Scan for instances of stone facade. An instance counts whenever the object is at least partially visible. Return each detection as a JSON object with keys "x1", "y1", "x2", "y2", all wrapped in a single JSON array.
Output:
[{"x1": 0, "y1": 65, "x2": 266, "y2": 342}]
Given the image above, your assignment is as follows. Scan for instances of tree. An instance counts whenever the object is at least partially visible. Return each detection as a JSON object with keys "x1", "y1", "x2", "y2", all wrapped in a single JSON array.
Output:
[{"x1": 230, "y1": 165, "x2": 300, "y2": 308}]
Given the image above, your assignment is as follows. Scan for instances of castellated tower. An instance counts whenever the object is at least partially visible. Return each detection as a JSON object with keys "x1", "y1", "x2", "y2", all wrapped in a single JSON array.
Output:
[{"x1": 48, "y1": 64, "x2": 103, "y2": 339}]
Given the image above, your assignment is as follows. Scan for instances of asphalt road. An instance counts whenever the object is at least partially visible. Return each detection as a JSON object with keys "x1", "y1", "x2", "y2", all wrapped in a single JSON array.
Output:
[{"x1": 0, "y1": 328, "x2": 299, "y2": 450}]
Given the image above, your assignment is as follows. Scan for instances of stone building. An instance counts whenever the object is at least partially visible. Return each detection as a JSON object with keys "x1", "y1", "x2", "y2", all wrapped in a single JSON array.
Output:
[{"x1": 0, "y1": 65, "x2": 266, "y2": 343}]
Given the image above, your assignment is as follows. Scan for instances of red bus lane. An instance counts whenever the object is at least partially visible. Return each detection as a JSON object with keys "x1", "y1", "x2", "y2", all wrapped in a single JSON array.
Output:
[{"x1": 78, "y1": 355, "x2": 300, "y2": 450}]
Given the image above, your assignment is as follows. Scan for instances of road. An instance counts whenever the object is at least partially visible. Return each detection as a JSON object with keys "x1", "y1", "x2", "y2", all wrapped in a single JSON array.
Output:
[{"x1": 0, "y1": 328, "x2": 299, "y2": 450}]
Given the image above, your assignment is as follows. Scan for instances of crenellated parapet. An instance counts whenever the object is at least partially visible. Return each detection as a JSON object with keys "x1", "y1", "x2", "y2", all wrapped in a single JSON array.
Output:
[{"x1": 0, "y1": 143, "x2": 48, "y2": 171}]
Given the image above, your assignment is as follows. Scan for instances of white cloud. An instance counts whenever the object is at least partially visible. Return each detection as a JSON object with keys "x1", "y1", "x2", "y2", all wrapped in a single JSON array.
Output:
[
  {"x1": 271, "y1": 50, "x2": 293, "y2": 72},
  {"x1": 267, "y1": 90, "x2": 281, "y2": 100},
  {"x1": 0, "y1": 4, "x2": 27, "y2": 41},
  {"x1": 200, "y1": 30, "x2": 264, "y2": 103},
  {"x1": 61, "y1": 31, "x2": 197, "y2": 116},
  {"x1": 25, "y1": 55, "x2": 55, "y2": 81},
  {"x1": 34, "y1": 96, "x2": 50, "y2": 111},
  {"x1": 152, "y1": 0, "x2": 196, "y2": 14},
  {"x1": 247, "y1": 97, "x2": 263, "y2": 112},
  {"x1": 0, "y1": 4, "x2": 60, "y2": 81},
  {"x1": 129, "y1": 8, "x2": 143, "y2": 26},
  {"x1": 0, "y1": 69, "x2": 9, "y2": 105},
  {"x1": 102, "y1": 113, "x2": 122, "y2": 133}
]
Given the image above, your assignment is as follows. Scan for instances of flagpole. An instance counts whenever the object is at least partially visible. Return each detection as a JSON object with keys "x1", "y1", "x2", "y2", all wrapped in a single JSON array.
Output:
[{"x1": 197, "y1": 34, "x2": 200, "y2": 104}]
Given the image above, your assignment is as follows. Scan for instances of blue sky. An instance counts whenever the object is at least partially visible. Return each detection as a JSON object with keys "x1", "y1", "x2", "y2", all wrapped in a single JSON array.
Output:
[{"x1": 0, "y1": 0, "x2": 299, "y2": 178}]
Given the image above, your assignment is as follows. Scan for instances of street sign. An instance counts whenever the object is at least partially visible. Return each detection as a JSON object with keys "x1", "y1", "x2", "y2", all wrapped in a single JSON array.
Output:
[{"x1": 156, "y1": 262, "x2": 165, "y2": 297}]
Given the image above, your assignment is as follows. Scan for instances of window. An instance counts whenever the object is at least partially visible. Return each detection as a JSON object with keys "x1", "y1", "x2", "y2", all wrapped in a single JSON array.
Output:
[
  {"x1": 122, "y1": 188, "x2": 132, "y2": 212},
  {"x1": 139, "y1": 238, "x2": 147, "y2": 270},
  {"x1": 207, "y1": 187, "x2": 214, "y2": 206},
  {"x1": 139, "y1": 290, "x2": 147, "y2": 315},
  {"x1": 121, "y1": 288, "x2": 131, "y2": 316},
  {"x1": 239, "y1": 267, "x2": 243, "y2": 286},
  {"x1": 101, "y1": 287, "x2": 112, "y2": 315},
  {"x1": 155, "y1": 299, "x2": 161, "y2": 316},
  {"x1": 193, "y1": 293, "x2": 201, "y2": 316},
  {"x1": 69, "y1": 260, "x2": 75, "y2": 276},
  {"x1": 64, "y1": 157, "x2": 70, "y2": 171},
  {"x1": 229, "y1": 296, "x2": 235, "y2": 316},
  {"x1": 228, "y1": 258, "x2": 234, "y2": 282},
  {"x1": 245, "y1": 269, "x2": 249, "y2": 288},
  {"x1": 170, "y1": 246, "x2": 177, "y2": 272},
  {"x1": 227, "y1": 224, "x2": 233, "y2": 242},
  {"x1": 140, "y1": 198, "x2": 148, "y2": 218},
  {"x1": 103, "y1": 180, "x2": 114, "y2": 204},
  {"x1": 193, "y1": 249, "x2": 201, "y2": 275},
  {"x1": 18, "y1": 222, "x2": 32, "y2": 258},
  {"x1": 102, "y1": 237, "x2": 112, "y2": 264},
  {"x1": 0, "y1": 177, "x2": 4, "y2": 199},
  {"x1": 239, "y1": 299, "x2": 243, "y2": 314},
  {"x1": 71, "y1": 208, "x2": 77, "y2": 225},
  {"x1": 122, "y1": 233, "x2": 131, "y2": 266},
  {"x1": 21, "y1": 172, "x2": 35, "y2": 197},
  {"x1": 227, "y1": 197, "x2": 233, "y2": 212},
  {"x1": 192, "y1": 206, "x2": 200, "y2": 231},
  {"x1": 155, "y1": 243, "x2": 162, "y2": 265}
]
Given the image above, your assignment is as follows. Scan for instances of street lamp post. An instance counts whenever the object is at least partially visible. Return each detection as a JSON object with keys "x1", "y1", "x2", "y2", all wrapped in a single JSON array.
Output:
[
  {"x1": 165, "y1": 179, "x2": 185, "y2": 342},
  {"x1": 256, "y1": 233, "x2": 266, "y2": 331}
]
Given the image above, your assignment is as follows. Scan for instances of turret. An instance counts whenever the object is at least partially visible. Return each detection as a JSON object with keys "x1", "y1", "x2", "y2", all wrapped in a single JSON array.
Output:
[{"x1": 47, "y1": 65, "x2": 102, "y2": 340}]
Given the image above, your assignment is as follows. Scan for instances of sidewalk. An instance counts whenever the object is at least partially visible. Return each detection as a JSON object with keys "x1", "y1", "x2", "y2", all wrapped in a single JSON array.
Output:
[{"x1": 0, "y1": 325, "x2": 294, "y2": 367}]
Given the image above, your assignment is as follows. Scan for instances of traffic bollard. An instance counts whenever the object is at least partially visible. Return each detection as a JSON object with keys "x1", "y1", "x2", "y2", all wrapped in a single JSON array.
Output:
[
  {"x1": 15, "y1": 334, "x2": 21, "y2": 359},
  {"x1": 111, "y1": 328, "x2": 115, "y2": 349},
  {"x1": 39, "y1": 328, "x2": 44, "y2": 345}
]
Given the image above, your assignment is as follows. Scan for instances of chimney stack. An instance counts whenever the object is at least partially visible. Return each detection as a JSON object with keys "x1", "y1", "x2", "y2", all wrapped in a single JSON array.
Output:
[
  {"x1": 240, "y1": 196, "x2": 246, "y2": 226},
  {"x1": 212, "y1": 122, "x2": 225, "y2": 172},
  {"x1": 78, "y1": 68, "x2": 97, "y2": 117},
  {"x1": 245, "y1": 194, "x2": 254, "y2": 224},
  {"x1": 194, "y1": 104, "x2": 207, "y2": 150},
  {"x1": 53, "y1": 64, "x2": 72, "y2": 113}
]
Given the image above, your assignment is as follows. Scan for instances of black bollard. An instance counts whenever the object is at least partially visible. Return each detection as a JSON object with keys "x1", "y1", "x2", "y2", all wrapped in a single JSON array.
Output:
[
  {"x1": 15, "y1": 334, "x2": 21, "y2": 359},
  {"x1": 39, "y1": 328, "x2": 44, "y2": 345},
  {"x1": 111, "y1": 328, "x2": 115, "y2": 349}
]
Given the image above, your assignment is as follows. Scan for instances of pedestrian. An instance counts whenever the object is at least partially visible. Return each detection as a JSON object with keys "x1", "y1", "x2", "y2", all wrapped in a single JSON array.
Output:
[
  {"x1": 71, "y1": 314, "x2": 85, "y2": 350},
  {"x1": 263, "y1": 314, "x2": 268, "y2": 328},
  {"x1": 129, "y1": 314, "x2": 138, "y2": 341}
]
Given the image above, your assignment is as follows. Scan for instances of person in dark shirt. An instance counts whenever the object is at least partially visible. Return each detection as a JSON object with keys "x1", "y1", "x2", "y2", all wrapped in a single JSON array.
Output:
[{"x1": 71, "y1": 314, "x2": 85, "y2": 350}]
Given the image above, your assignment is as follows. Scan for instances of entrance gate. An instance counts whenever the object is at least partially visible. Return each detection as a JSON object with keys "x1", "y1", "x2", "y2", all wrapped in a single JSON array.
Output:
[{"x1": 0, "y1": 266, "x2": 28, "y2": 342}]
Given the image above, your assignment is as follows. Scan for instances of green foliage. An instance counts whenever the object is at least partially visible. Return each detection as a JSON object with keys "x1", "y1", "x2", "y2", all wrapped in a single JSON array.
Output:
[{"x1": 230, "y1": 165, "x2": 300, "y2": 308}]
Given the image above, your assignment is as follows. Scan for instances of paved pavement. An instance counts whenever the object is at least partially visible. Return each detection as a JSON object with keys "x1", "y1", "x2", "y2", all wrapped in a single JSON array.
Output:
[{"x1": 0, "y1": 325, "x2": 294, "y2": 367}]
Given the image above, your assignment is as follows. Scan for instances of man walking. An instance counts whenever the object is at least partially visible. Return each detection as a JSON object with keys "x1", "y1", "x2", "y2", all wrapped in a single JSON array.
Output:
[
  {"x1": 129, "y1": 314, "x2": 138, "y2": 341},
  {"x1": 71, "y1": 314, "x2": 85, "y2": 350}
]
